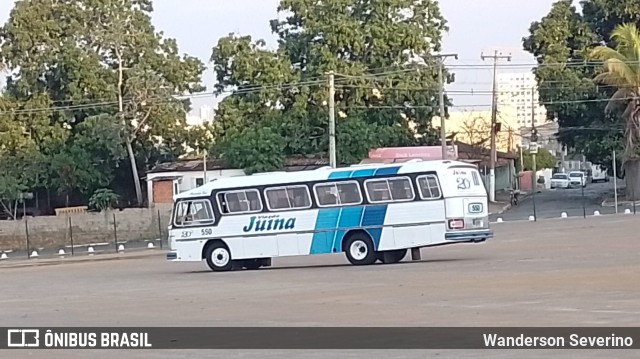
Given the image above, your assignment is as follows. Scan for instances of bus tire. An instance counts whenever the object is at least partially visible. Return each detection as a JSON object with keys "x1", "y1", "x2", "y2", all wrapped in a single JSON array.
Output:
[
  {"x1": 344, "y1": 232, "x2": 377, "y2": 266},
  {"x1": 204, "y1": 241, "x2": 233, "y2": 272},
  {"x1": 380, "y1": 249, "x2": 407, "y2": 264},
  {"x1": 242, "y1": 259, "x2": 262, "y2": 270}
]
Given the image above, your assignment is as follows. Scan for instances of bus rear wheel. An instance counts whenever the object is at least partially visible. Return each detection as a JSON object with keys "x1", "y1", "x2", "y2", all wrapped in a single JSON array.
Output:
[
  {"x1": 378, "y1": 249, "x2": 407, "y2": 264},
  {"x1": 242, "y1": 259, "x2": 262, "y2": 270},
  {"x1": 204, "y1": 242, "x2": 232, "y2": 272},
  {"x1": 344, "y1": 233, "x2": 377, "y2": 265}
]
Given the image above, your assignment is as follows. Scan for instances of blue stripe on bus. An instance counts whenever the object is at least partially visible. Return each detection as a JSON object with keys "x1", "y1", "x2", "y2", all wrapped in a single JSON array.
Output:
[
  {"x1": 373, "y1": 166, "x2": 400, "y2": 176},
  {"x1": 328, "y1": 171, "x2": 352, "y2": 179},
  {"x1": 361, "y1": 205, "x2": 388, "y2": 249},
  {"x1": 332, "y1": 206, "x2": 364, "y2": 253},
  {"x1": 350, "y1": 168, "x2": 376, "y2": 178},
  {"x1": 310, "y1": 208, "x2": 341, "y2": 254},
  {"x1": 310, "y1": 205, "x2": 390, "y2": 254}
]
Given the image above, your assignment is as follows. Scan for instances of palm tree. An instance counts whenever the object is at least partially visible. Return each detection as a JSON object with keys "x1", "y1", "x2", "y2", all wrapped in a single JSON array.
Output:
[{"x1": 591, "y1": 23, "x2": 640, "y2": 200}]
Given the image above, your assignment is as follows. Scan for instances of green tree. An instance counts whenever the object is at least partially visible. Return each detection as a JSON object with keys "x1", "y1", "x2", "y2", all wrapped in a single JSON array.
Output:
[
  {"x1": 1, "y1": 0, "x2": 205, "y2": 205},
  {"x1": 89, "y1": 188, "x2": 120, "y2": 212},
  {"x1": 216, "y1": 124, "x2": 286, "y2": 175},
  {"x1": 522, "y1": 0, "x2": 632, "y2": 187},
  {"x1": 590, "y1": 23, "x2": 640, "y2": 199},
  {"x1": 517, "y1": 150, "x2": 557, "y2": 172},
  {"x1": 210, "y1": 0, "x2": 450, "y2": 170},
  {"x1": 0, "y1": 151, "x2": 40, "y2": 219},
  {"x1": 48, "y1": 145, "x2": 108, "y2": 207}
]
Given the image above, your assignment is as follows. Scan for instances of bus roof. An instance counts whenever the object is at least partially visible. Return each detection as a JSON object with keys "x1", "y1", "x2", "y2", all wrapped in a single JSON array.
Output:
[{"x1": 174, "y1": 159, "x2": 477, "y2": 200}]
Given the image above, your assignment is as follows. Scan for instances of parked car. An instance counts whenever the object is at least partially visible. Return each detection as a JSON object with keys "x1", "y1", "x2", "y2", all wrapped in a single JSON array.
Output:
[
  {"x1": 569, "y1": 171, "x2": 587, "y2": 187},
  {"x1": 591, "y1": 165, "x2": 609, "y2": 183},
  {"x1": 550, "y1": 173, "x2": 571, "y2": 189}
]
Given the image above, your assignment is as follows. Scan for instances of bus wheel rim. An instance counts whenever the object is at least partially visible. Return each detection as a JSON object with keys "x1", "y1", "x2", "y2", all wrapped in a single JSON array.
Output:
[
  {"x1": 350, "y1": 240, "x2": 368, "y2": 260},
  {"x1": 211, "y1": 248, "x2": 230, "y2": 267}
]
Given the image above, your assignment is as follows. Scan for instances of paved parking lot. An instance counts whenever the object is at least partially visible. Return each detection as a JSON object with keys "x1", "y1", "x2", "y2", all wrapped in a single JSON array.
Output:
[{"x1": 1, "y1": 216, "x2": 638, "y2": 358}]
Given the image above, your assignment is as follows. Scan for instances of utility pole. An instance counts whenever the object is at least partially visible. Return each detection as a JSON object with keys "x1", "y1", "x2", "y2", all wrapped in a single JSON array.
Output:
[
  {"x1": 203, "y1": 150, "x2": 208, "y2": 183},
  {"x1": 435, "y1": 53, "x2": 458, "y2": 160},
  {"x1": 613, "y1": 149, "x2": 618, "y2": 213},
  {"x1": 481, "y1": 50, "x2": 511, "y2": 202},
  {"x1": 328, "y1": 71, "x2": 336, "y2": 168},
  {"x1": 531, "y1": 128, "x2": 538, "y2": 221}
]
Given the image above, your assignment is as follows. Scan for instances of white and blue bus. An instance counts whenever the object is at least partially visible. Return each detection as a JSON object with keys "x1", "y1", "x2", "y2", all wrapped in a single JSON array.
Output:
[{"x1": 166, "y1": 159, "x2": 492, "y2": 271}]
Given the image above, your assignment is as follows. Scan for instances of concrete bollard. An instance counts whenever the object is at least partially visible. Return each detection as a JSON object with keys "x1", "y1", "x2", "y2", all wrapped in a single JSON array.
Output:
[
  {"x1": 528, "y1": 215, "x2": 535, "y2": 221},
  {"x1": 0, "y1": 252, "x2": 7, "y2": 260},
  {"x1": 594, "y1": 210, "x2": 601, "y2": 216},
  {"x1": 118, "y1": 244, "x2": 125, "y2": 252},
  {"x1": 88, "y1": 246, "x2": 95, "y2": 256},
  {"x1": 147, "y1": 242, "x2": 155, "y2": 249},
  {"x1": 58, "y1": 249, "x2": 65, "y2": 255},
  {"x1": 561, "y1": 212, "x2": 568, "y2": 218},
  {"x1": 30, "y1": 250, "x2": 39, "y2": 258},
  {"x1": 625, "y1": 209, "x2": 631, "y2": 214},
  {"x1": 496, "y1": 218, "x2": 503, "y2": 223}
]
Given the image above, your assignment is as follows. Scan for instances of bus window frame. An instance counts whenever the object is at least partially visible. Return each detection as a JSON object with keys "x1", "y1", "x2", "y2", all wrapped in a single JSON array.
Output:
[
  {"x1": 415, "y1": 174, "x2": 443, "y2": 200},
  {"x1": 172, "y1": 198, "x2": 216, "y2": 228},
  {"x1": 217, "y1": 189, "x2": 263, "y2": 215},
  {"x1": 264, "y1": 184, "x2": 313, "y2": 212},
  {"x1": 363, "y1": 176, "x2": 416, "y2": 204},
  {"x1": 312, "y1": 180, "x2": 363, "y2": 208}
]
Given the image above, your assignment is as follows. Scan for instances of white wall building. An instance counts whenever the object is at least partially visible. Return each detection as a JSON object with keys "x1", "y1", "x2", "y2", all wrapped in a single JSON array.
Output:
[
  {"x1": 185, "y1": 105, "x2": 215, "y2": 127},
  {"x1": 496, "y1": 72, "x2": 561, "y2": 152},
  {"x1": 497, "y1": 72, "x2": 548, "y2": 129},
  {"x1": 0, "y1": 70, "x2": 7, "y2": 92}
]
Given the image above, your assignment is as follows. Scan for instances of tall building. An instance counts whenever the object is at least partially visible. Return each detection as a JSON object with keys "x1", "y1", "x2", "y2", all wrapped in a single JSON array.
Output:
[
  {"x1": 496, "y1": 72, "x2": 560, "y2": 153},
  {"x1": 185, "y1": 105, "x2": 215, "y2": 127},
  {"x1": 497, "y1": 72, "x2": 547, "y2": 129},
  {"x1": 0, "y1": 70, "x2": 7, "y2": 92}
]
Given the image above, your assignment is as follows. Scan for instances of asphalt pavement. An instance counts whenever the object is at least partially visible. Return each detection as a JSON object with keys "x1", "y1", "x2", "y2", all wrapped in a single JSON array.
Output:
[{"x1": 490, "y1": 180, "x2": 628, "y2": 221}]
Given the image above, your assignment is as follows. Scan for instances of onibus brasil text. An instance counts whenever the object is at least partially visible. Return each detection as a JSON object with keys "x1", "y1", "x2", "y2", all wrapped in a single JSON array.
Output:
[{"x1": 32, "y1": 330, "x2": 151, "y2": 348}]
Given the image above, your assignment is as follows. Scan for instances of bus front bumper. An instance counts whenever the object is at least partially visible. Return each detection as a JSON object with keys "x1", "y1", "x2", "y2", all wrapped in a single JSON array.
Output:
[{"x1": 445, "y1": 229, "x2": 493, "y2": 243}]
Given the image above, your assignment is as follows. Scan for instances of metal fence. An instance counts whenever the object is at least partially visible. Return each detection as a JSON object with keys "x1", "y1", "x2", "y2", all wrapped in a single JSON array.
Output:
[
  {"x1": 489, "y1": 176, "x2": 633, "y2": 223},
  {"x1": 0, "y1": 209, "x2": 169, "y2": 261}
]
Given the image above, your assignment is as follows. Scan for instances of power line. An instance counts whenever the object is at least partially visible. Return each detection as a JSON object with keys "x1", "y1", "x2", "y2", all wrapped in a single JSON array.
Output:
[{"x1": 0, "y1": 60, "x2": 635, "y2": 116}]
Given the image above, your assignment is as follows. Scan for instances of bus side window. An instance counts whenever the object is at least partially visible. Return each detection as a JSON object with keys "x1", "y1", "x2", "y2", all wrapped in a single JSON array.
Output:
[
  {"x1": 416, "y1": 174, "x2": 441, "y2": 199},
  {"x1": 220, "y1": 190, "x2": 263, "y2": 214},
  {"x1": 337, "y1": 182, "x2": 362, "y2": 205},
  {"x1": 388, "y1": 178, "x2": 414, "y2": 200},
  {"x1": 315, "y1": 184, "x2": 339, "y2": 206},
  {"x1": 173, "y1": 199, "x2": 215, "y2": 226},
  {"x1": 265, "y1": 186, "x2": 311, "y2": 210},
  {"x1": 315, "y1": 181, "x2": 364, "y2": 207},
  {"x1": 365, "y1": 181, "x2": 391, "y2": 202},
  {"x1": 365, "y1": 177, "x2": 414, "y2": 203}
]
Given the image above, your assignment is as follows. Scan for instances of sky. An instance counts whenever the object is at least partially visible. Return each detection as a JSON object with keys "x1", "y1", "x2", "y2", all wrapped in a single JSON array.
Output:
[{"x1": 0, "y1": 0, "x2": 561, "y2": 115}]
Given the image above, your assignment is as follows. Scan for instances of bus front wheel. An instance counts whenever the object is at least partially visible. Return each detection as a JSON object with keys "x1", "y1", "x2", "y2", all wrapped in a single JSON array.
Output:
[
  {"x1": 344, "y1": 233, "x2": 377, "y2": 266},
  {"x1": 204, "y1": 242, "x2": 233, "y2": 272}
]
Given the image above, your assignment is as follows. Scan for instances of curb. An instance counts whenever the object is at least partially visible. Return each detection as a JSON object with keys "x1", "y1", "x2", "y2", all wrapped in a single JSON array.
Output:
[
  {"x1": 0, "y1": 250, "x2": 166, "y2": 270},
  {"x1": 490, "y1": 211, "x2": 634, "y2": 224},
  {"x1": 601, "y1": 198, "x2": 639, "y2": 207}
]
